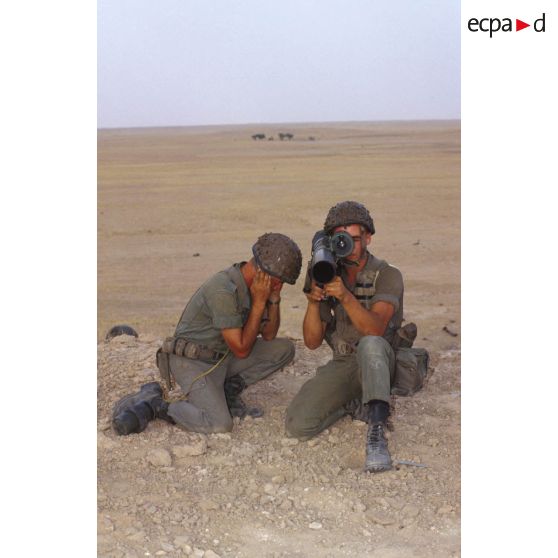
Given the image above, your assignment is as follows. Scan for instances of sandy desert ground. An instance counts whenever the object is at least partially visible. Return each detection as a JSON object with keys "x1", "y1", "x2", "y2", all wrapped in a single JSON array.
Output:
[{"x1": 98, "y1": 121, "x2": 460, "y2": 557}]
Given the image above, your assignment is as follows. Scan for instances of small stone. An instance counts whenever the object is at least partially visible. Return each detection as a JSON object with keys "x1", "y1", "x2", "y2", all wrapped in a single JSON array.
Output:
[
  {"x1": 437, "y1": 505, "x2": 453, "y2": 515},
  {"x1": 193, "y1": 549, "x2": 205, "y2": 558},
  {"x1": 281, "y1": 438, "x2": 299, "y2": 447},
  {"x1": 172, "y1": 438, "x2": 208, "y2": 457},
  {"x1": 318, "y1": 475, "x2": 329, "y2": 483},
  {"x1": 155, "y1": 552, "x2": 167, "y2": 556},
  {"x1": 362, "y1": 528, "x2": 372, "y2": 537},
  {"x1": 384, "y1": 497, "x2": 401, "y2": 510},
  {"x1": 199, "y1": 499, "x2": 219, "y2": 511},
  {"x1": 327, "y1": 435, "x2": 339, "y2": 444},
  {"x1": 173, "y1": 535, "x2": 191, "y2": 548},
  {"x1": 308, "y1": 439, "x2": 320, "y2": 447},
  {"x1": 147, "y1": 448, "x2": 172, "y2": 467},
  {"x1": 264, "y1": 483, "x2": 276, "y2": 495},
  {"x1": 402, "y1": 504, "x2": 420, "y2": 518},
  {"x1": 279, "y1": 499, "x2": 293, "y2": 511},
  {"x1": 126, "y1": 530, "x2": 146, "y2": 542},
  {"x1": 367, "y1": 511, "x2": 396, "y2": 526},
  {"x1": 234, "y1": 443, "x2": 255, "y2": 457},
  {"x1": 427, "y1": 438, "x2": 439, "y2": 447},
  {"x1": 353, "y1": 500, "x2": 367, "y2": 513},
  {"x1": 204, "y1": 551, "x2": 221, "y2": 558},
  {"x1": 161, "y1": 542, "x2": 174, "y2": 552},
  {"x1": 271, "y1": 475, "x2": 285, "y2": 484},
  {"x1": 309, "y1": 521, "x2": 322, "y2": 530}
]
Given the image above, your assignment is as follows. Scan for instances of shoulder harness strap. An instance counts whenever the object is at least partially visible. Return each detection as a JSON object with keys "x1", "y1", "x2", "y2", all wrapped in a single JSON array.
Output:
[{"x1": 354, "y1": 255, "x2": 387, "y2": 302}]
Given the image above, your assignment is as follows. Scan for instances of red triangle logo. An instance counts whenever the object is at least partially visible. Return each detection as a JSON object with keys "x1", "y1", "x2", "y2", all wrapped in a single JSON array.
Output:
[{"x1": 516, "y1": 19, "x2": 530, "y2": 31}]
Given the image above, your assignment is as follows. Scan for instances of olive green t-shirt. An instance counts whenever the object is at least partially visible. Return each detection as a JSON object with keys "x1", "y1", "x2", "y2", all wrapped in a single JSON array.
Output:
[
  {"x1": 319, "y1": 252, "x2": 404, "y2": 352},
  {"x1": 174, "y1": 263, "x2": 251, "y2": 353}
]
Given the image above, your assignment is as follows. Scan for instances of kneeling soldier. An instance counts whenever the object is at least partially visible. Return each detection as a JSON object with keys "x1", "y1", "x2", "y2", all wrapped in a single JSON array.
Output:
[
  {"x1": 113, "y1": 233, "x2": 302, "y2": 435},
  {"x1": 286, "y1": 201, "x2": 404, "y2": 472}
]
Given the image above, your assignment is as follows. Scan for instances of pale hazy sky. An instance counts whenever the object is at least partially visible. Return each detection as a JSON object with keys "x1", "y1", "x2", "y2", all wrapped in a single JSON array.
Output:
[{"x1": 98, "y1": 0, "x2": 460, "y2": 128}]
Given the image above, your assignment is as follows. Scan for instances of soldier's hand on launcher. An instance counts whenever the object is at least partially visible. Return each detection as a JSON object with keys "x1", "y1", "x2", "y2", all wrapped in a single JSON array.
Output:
[
  {"x1": 305, "y1": 281, "x2": 326, "y2": 303},
  {"x1": 324, "y1": 276, "x2": 349, "y2": 303}
]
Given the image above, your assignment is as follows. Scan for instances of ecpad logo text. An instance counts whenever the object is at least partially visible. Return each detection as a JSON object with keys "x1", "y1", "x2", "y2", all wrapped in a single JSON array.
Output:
[{"x1": 468, "y1": 13, "x2": 546, "y2": 37}]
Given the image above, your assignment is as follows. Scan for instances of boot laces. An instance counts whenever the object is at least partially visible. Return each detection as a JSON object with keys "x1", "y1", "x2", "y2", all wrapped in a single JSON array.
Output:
[{"x1": 367, "y1": 423, "x2": 385, "y2": 449}]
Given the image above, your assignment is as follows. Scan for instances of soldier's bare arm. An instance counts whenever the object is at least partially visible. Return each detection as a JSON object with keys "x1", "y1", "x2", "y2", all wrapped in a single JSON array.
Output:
[
  {"x1": 324, "y1": 276, "x2": 394, "y2": 337},
  {"x1": 303, "y1": 282, "x2": 327, "y2": 349}
]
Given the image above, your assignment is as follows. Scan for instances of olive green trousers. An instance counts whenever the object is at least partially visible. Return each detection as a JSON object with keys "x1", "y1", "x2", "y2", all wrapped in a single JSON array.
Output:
[
  {"x1": 285, "y1": 335, "x2": 395, "y2": 440},
  {"x1": 167, "y1": 338, "x2": 294, "y2": 433}
]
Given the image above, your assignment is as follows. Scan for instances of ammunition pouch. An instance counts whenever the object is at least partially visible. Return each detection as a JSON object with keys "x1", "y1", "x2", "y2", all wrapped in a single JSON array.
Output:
[
  {"x1": 389, "y1": 322, "x2": 429, "y2": 396},
  {"x1": 160, "y1": 336, "x2": 227, "y2": 361},
  {"x1": 391, "y1": 322, "x2": 418, "y2": 351},
  {"x1": 391, "y1": 347, "x2": 430, "y2": 397}
]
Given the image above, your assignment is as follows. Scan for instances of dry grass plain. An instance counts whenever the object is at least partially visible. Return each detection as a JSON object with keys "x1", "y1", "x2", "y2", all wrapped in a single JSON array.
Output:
[
  {"x1": 98, "y1": 120, "x2": 460, "y2": 351},
  {"x1": 98, "y1": 121, "x2": 460, "y2": 558}
]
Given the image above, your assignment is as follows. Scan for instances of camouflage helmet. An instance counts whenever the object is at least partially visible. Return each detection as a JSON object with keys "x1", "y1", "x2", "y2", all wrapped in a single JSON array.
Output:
[
  {"x1": 323, "y1": 201, "x2": 375, "y2": 235},
  {"x1": 252, "y1": 233, "x2": 302, "y2": 285}
]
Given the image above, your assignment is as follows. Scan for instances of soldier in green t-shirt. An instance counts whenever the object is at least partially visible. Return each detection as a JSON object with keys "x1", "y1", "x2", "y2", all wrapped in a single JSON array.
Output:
[
  {"x1": 285, "y1": 201, "x2": 404, "y2": 473},
  {"x1": 113, "y1": 233, "x2": 302, "y2": 435}
]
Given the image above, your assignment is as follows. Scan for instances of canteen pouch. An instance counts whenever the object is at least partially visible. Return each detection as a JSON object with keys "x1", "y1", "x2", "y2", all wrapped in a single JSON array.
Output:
[
  {"x1": 391, "y1": 347, "x2": 430, "y2": 396},
  {"x1": 391, "y1": 322, "x2": 418, "y2": 351}
]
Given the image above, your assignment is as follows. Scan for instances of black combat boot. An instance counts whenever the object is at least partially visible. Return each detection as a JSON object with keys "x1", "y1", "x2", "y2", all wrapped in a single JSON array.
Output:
[
  {"x1": 112, "y1": 382, "x2": 175, "y2": 436},
  {"x1": 224, "y1": 375, "x2": 264, "y2": 419},
  {"x1": 364, "y1": 400, "x2": 392, "y2": 473}
]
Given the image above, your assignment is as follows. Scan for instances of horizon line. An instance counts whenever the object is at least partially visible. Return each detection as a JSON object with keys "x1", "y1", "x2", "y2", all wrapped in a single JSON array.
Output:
[{"x1": 97, "y1": 117, "x2": 461, "y2": 132}]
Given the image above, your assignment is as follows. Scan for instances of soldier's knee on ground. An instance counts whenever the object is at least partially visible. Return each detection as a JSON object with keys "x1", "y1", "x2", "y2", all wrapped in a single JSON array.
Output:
[
  {"x1": 285, "y1": 404, "x2": 320, "y2": 441},
  {"x1": 210, "y1": 416, "x2": 234, "y2": 433},
  {"x1": 169, "y1": 407, "x2": 233, "y2": 434},
  {"x1": 198, "y1": 415, "x2": 234, "y2": 434}
]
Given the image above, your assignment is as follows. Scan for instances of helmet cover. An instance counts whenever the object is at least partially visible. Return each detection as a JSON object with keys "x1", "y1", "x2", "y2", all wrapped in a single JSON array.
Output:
[
  {"x1": 252, "y1": 233, "x2": 302, "y2": 285},
  {"x1": 323, "y1": 201, "x2": 375, "y2": 235}
]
